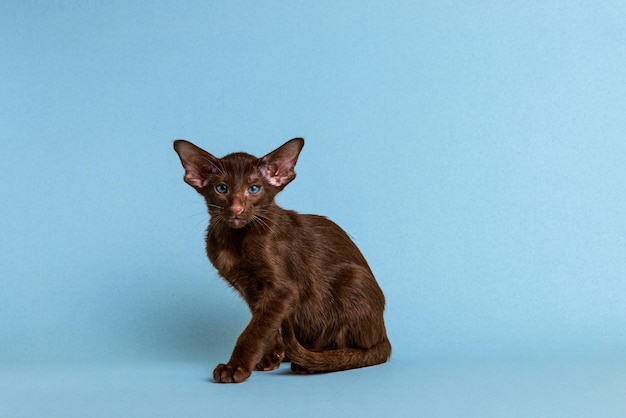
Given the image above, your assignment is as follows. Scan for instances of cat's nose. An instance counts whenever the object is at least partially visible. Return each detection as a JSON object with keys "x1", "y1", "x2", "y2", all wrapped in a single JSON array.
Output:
[{"x1": 230, "y1": 202, "x2": 244, "y2": 217}]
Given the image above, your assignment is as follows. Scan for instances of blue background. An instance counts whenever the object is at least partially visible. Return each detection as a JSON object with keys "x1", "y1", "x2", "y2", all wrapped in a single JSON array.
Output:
[{"x1": 2, "y1": 1, "x2": 626, "y2": 416}]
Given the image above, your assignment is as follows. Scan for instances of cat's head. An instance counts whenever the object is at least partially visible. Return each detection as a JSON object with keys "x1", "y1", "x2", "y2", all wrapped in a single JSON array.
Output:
[{"x1": 174, "y1": 138, "x2": 304, "y2": 229}]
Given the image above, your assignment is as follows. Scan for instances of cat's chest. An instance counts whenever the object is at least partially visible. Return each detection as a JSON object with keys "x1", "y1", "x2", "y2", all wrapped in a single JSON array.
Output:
[
  {"x1": 213, "y1": 246, "x2": 239, "y2": 274},
  {"x1": 207, "y1": 233, "x2": 265, "y2": 276}
]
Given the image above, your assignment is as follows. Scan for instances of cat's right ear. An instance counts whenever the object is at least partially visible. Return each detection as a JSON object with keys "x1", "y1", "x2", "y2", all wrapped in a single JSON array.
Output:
[{"x1": 173, "y1": 140, "x2": 220, "y2": 190}]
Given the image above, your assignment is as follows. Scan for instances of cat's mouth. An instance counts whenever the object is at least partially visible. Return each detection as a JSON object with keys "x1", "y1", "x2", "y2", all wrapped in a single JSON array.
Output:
[{"x1": 227, "y1": 218, "x2": 248, "y2": 229}]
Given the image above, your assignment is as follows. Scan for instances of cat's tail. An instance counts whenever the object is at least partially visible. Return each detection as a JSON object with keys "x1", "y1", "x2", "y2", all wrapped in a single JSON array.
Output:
[{"x1": 281, "y1": 320, "x2": 391, "y2": 373}]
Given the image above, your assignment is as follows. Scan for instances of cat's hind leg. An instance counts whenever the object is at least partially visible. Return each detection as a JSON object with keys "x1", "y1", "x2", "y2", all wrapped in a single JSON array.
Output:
[{"x1": 290, "y1": 362, "x2": 315, "y2": 374}]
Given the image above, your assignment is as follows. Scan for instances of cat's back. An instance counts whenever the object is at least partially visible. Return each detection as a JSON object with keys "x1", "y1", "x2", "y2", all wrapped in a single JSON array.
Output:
[
  {"x1": 285, "y1": 211, "x2": 370, "y2": 267},
  {"x1": 287, "y1": 211, "x2": 347, "y2": 239}
]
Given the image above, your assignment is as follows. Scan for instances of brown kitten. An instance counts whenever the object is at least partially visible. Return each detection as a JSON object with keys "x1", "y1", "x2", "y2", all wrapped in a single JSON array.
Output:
[{"x1": 174, "y1": 138, "x2": 391, "y2": 383}]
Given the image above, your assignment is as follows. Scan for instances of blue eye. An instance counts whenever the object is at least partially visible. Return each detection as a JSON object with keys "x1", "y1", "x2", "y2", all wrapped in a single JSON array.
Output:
[
  {"x1": 247, "y1": 185, "x2": 261, "y2": 195},
  {"x1": 215, "y1": 184, "x2": 228, "y2": 194}
]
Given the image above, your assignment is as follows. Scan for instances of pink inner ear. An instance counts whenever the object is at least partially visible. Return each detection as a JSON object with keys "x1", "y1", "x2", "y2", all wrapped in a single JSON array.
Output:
[
  {"x1": 185, "y1": 172, "x2": 209, "y2": 188},
  {"x1": 183, "y1": 162, "x2": 210, "y2": 188},
  {"x1": 259, "y1": 165, "x2": 285, "y2": 186},
  {"x1": 258, "y1": 138, "x2": 303, "y2": 187}
]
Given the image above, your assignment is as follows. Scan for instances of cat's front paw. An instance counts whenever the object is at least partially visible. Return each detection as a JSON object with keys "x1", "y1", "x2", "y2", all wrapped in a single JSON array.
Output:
[
  {"x1": 213, "y1": 363, "x2": 251, "y2": 383},
  {"x1": 255, "y1": 336, "x2": 285, "y2": 371}
]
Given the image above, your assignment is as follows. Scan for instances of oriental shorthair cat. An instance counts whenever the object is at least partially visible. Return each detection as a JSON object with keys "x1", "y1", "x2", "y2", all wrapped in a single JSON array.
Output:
[{"x1": 174, "y1": 138, "x2": 391, "y2": 383}]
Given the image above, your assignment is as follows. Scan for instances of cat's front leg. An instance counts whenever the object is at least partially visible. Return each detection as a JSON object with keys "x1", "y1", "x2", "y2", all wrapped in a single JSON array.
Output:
[
  {"x1": 212, "y1": 332, "x2": 283, "y2": 382},
  {"x1": 212, "y1": 333, "x2": 280, "y2": 383},
  {"x1": 213, "y1": 286, "x2": 295, "y2": 383},
  {"x1": 213, "y1": 332, "x2": 285, "y2": 383}
]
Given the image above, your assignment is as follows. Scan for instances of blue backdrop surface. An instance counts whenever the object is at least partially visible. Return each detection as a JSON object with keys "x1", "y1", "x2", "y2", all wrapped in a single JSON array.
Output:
[{"x1": 2, "y1": 1, "x2": 626, "y2": 416}]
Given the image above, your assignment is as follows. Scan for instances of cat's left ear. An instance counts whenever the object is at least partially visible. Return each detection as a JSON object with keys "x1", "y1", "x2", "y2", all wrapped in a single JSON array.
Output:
[{"x1": 259, "y1": 138, "x2": 304, "y2": 188}]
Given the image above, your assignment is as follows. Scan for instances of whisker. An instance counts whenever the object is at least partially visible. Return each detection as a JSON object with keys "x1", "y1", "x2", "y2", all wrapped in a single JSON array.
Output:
[
  {"x1": 251, "y1": 211, "x2": 278, "y2": 233},
  {"x1": 257, "y1": 215, "x2": 277, "y2": 228},
  {"x1": 250, "y1": 215, "x2": 271, "y2": 233},
  {"x1": 211, "y1": 215, "x2": 227, "y2": 228},
  {"x1": 206, "y1": 203, "x2": 223, "y2": 210}
]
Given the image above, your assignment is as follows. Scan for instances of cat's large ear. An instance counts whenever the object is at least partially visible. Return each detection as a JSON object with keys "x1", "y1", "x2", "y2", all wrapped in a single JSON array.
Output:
[
  {"x1": 258, "y1": 138, "x2": 304, "y2": 188},
  {"x1": 173, "y1": 140, "x2": 221, "y2": 190}
]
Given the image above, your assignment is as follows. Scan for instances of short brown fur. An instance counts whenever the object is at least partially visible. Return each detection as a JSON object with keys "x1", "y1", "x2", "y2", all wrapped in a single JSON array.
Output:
[{"x1": 174, "y1": 138, "x2": 391, "y2": 383}]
